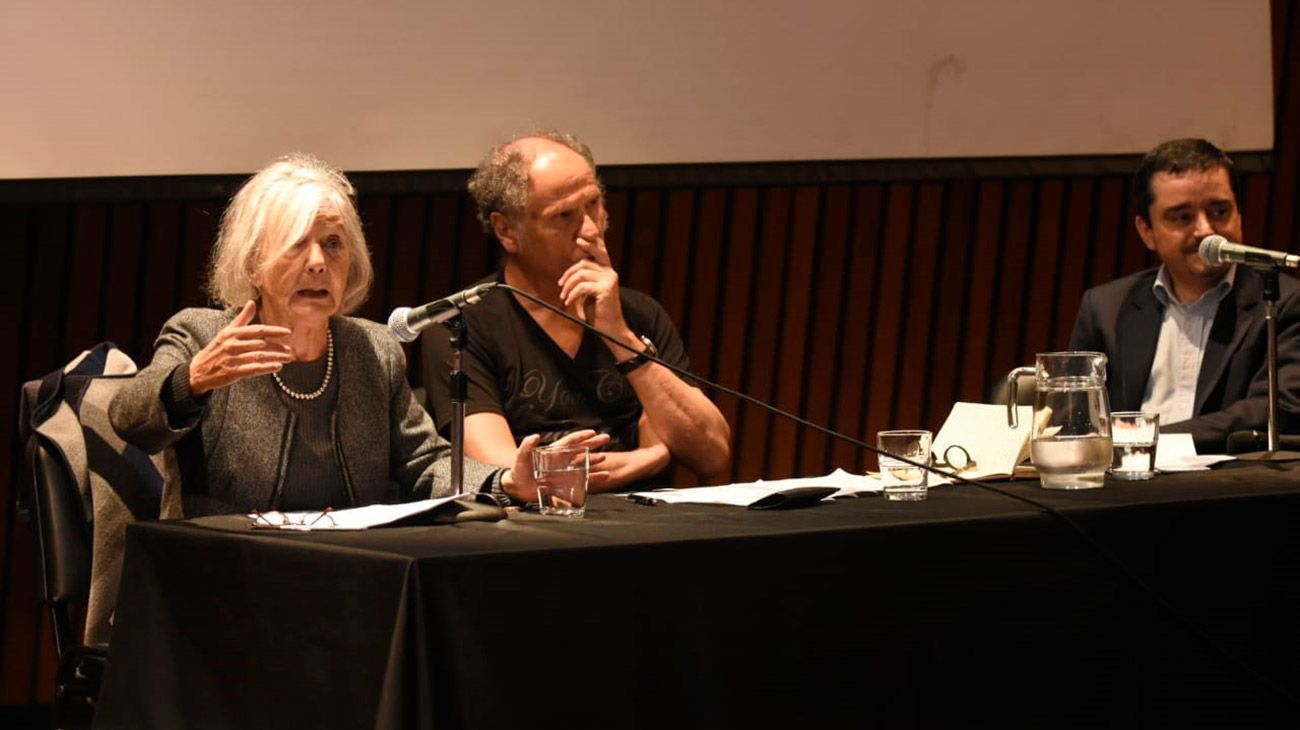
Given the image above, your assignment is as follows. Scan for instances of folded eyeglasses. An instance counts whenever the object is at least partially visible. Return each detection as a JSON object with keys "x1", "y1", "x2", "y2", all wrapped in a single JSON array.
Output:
[
  {"x1": 931, "y1": 444, "x2": 977, "y2": 474},
  {"x1": 249, "y1": 508, "x2": 335, "y2": 531}
]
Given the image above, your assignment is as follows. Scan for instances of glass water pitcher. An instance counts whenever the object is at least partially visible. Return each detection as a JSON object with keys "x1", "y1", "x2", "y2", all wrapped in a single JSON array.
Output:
[{"x1": 1006, "y1": 351, "x2": 1112, "y2": 489}]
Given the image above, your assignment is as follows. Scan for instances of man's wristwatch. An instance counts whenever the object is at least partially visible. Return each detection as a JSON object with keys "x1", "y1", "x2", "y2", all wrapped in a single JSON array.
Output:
[{"x1": 616, "y1": 335, "x2": 658, "y2": 374}]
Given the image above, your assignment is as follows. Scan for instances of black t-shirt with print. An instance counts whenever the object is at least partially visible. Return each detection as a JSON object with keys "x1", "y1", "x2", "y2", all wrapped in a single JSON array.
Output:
[{"x1": 421, "y1": 277, "x2": 692, "y2": 453}]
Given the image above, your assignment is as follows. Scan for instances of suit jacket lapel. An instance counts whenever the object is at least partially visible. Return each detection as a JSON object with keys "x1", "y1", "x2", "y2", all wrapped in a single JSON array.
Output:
[
  {"x1": 1116, "y1": 277, "x2": 1162, "y2": 410},
  {"x1": 1196, "y1": 268, "x2": 1260, "y2": 414}
]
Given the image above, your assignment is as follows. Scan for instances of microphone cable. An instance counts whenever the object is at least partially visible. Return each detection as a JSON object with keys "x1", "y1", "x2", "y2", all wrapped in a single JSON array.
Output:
[{"x1": 492, "y1": 281, "x2": 1299, "y2": 710}]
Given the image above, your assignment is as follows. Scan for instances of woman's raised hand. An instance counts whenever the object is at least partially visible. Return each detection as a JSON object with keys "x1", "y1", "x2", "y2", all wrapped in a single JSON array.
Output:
[{"x1": 188, "y1": 301, "x2": 294, "y2": 395}]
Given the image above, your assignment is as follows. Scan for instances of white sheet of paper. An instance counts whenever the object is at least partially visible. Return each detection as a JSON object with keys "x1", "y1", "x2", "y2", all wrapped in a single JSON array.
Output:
[
  {"x1": 627, "y1": 468, "x2": 952, "y2": 506},
  {"x1": 932, "y1": 402, "x2": 1033, "y2": 480},
  {"x1": 629, "y1": 483, "x2": 812, "y2": 507},
  {"x1": 250, "y1": 495, "x2": 465, "y2": 530},
  {"x1": 1155, "y1": 432, "x2": 1235, "y2": 472}
]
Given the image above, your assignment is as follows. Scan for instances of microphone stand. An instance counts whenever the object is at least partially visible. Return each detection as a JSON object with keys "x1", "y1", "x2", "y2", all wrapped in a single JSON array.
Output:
[
  {"x1": 393, "y1": 283, "x2": 497, "y2": 499},
  {"x1": 1265, "y1": 265, "x2": 1280, "y2": 453},
  {"x1": 1234, "y1": 265, "x2": 1300, "y2": 461},
  {"x1": 443, "y1": 314, "x2": 468, "y2": 494}
]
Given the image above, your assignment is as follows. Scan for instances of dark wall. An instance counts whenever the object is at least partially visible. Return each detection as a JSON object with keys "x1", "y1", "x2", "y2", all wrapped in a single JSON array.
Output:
[{"x1": 3, "y1": 0, "x2": 1298, "y2": 709}]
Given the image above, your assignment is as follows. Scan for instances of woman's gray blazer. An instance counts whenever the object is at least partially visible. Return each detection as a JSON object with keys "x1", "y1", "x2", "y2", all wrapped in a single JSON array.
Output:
[{"x1": 109, "y1": 307, "x2": 500, "y2": 515}]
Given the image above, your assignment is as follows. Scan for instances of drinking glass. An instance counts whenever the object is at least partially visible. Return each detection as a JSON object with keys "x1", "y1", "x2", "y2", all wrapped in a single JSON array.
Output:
[
  {"x1": 531, "y1": 445, "x2": 590, "y2": 518},
  {"x1": 876, "y1": 430, "x2": 932, "y2": 501},
  {"x1": 1109, "y1": 411, "x2": 1159, "y2": 480}
]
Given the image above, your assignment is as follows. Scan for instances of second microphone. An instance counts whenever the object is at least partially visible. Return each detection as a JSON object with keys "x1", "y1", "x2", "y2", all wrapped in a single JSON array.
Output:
[
  {"x1": 388, "y1": 282, "x2": 499, "y2": 342},
  {"x1": 1199, "y1": 234, "x2": 1300, "y2": 269}
]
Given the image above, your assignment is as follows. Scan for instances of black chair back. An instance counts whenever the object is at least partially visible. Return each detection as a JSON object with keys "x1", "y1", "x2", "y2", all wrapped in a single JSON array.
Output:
[
  {"x1": 19, "y1": 387, "x2": 109, "y2": 730},
  {"x1": 24, "y1": 434, "x2": 107, "y2": 730},
  {"x1": 26, "y1": 436, "x2": 94, "y2": 656}
]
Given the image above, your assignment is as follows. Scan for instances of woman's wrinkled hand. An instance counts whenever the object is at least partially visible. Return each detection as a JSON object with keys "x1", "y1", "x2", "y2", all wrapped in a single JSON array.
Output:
[
  {"x1": 502, "y1": 430, "x2": 611, "y2": 503},
  {"x1": 188, "y1": 301, "x2": 294, "y2": 395}
]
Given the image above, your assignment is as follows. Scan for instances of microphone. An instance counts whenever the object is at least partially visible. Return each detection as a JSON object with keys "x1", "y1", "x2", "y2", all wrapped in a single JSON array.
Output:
[
  {"x1": 388, "y1": 282, "x2": 498, "y2": 342},
  {"x1": 1199, "y1": 235, "x2": 1300, "y2": 269}
]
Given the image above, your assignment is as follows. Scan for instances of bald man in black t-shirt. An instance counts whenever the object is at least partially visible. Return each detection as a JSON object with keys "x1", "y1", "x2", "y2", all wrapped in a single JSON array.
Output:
[{"x1": 422, "y1": 132, "x2": 731, "y2": 493}]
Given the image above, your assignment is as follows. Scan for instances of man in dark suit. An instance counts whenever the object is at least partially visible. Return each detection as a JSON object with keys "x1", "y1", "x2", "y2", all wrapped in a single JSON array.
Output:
[{"x1": 1069, "y1": 138, "x2": 1300, "y2": 453}]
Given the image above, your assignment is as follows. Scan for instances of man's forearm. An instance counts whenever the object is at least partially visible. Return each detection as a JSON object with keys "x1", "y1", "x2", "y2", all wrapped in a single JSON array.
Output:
[{"x1": 625, "y1": 365, "x2": 732, "y2": 480}]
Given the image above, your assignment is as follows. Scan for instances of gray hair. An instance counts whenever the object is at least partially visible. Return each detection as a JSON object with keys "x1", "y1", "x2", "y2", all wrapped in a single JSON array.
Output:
[
  {"x1": 207, "y1": 153, "x2": 373, "y2": 313},
  {"x1": 467, "y1": 131, "x2": 600, "y2": 234}
]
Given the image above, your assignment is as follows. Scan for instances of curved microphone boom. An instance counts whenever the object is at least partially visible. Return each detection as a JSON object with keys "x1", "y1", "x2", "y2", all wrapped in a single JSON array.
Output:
[
  {"x1": 494, "y1": 283, "x2": 993, "y2": 489},
  {"x1": 388, "y1": 282, "x2": 499, "y2": 342},
  {"x1": 1199, "y1": 234, "x2": 1300, "y2": 269}
]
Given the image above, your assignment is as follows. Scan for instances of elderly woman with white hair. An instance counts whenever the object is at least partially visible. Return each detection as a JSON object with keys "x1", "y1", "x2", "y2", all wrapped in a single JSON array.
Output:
[{"x1": 110, "y1": 153, "x2": 603, "y2": 515}]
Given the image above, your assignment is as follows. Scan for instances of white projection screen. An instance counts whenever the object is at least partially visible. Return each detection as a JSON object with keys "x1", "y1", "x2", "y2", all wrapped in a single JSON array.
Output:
[{"x1": 0, "y1": 0, "x2": 1273, "y2": 179}]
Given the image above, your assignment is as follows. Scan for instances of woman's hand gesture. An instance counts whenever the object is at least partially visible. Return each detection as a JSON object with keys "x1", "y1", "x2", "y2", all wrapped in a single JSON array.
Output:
[{"x1": 188, "y1": 301, "x2": 294, "y2": 395}]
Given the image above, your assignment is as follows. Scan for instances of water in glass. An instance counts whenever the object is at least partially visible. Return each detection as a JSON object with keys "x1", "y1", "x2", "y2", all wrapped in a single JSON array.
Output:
[{"x1": 536, "y1": 466, "x2": 588, "y2": 517}]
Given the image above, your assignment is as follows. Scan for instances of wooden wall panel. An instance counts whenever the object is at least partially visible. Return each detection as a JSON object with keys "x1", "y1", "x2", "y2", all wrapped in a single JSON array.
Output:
[
  {"x1": 988, "y1": 181, "x2": 1035, "y2": 383},
  {"x1": 1242, "y1": 172, "x2": 1273, "y2": 245},
  {"x1": 27, "y1": 208, "x2": 73, "y2": 378},
  {"x1": 140, "y1": 205, "x2": 185, "y2": 339},
  {"x1": 66, "y1": 206, "x2": 108, "y2": 354},
  {"x1": 453, "y1": 194, "x2": 492, "y2": 284},
  {"x1": 0, "y1": 261, "x2": 35, "y2": 704},
  {"x1": 102, "y1": 205, "x2": 147, "y2": 356},
  {"x1": 683, "y1": 189, "x2": 726, "y2": 381},
  {"x1": 861, "y1": 183, "x2": 913, "y2": 456},
  {"x1": 385, "y1": 195, "x2": 431, "y2": 324},
  {"x1": 957, "y1": 181, "x2": 1005, "y2": 404},
  {"x1": 602, "y1": 190, "x2": 630, "y2": 274},
  {"x1": 179, "y1": 203, "x2": 219, "y2": 311},
  {"x1": 830, "y1": 184, "x2": 884, "y2": 473},
  {"x1": 734, "y1": 187, "x2": 791, "y2": 482},
  {"x1": 656, "y1": 189, "x2": 695, "y2": 332},
  {"x1": 1089, "y1": 178, "x2": 1128, "y2": 287},
  {"x1": 0, "y1": 205, "x2": 32, "y2": 706},
  {"x1": 1118, "y1": 207, "x2": 1153, "y2": 276},
  {"x1": 1054, "y1": 179, "x2": 1095, "y2": 347},
  {"x1": 1268, "y1": 0, "x2": 1300, "y2": 253},
  {"x1": 1, "y1": 203, "x2": 46, "y2": 706},
  {"x1": 796, "y1": 185, "x2": 851, "y2": 477},
  {"x1": 927, "y1": 180, "x2": 974, "y2": 420},
  {"x1": 711, "y1": 188, "x2": 760, "y2": 474},
  {"x1": 766, "y1": 186, "x2": 819, "y2": 480},
  {"x1": 1023, "y1": 178, "x2": 1065, "y2": 357},
  {"x1": 623, "y1": 190, "x2": 663, "y2": 297},
  {"x1": 896, "y1": 183, "x2": 943, "y2": 430},
  {"x1": 357, "y1": 196, "x2": 394, "y2": 325},
  {"x1": 423, "y1": 195, "x2": 461, "y2": 308},
  {"x1": 661, "y1": 189, "x2": 717, "y2": 487}
]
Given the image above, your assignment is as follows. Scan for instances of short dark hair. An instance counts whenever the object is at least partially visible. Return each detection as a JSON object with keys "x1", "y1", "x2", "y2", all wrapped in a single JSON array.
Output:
[
  {"x1": 1132, "y1": 138, "x2": 1240, "y2": 224},
  {"x1": 467, "y1": 131, "x2": 600, "y2": 234}
]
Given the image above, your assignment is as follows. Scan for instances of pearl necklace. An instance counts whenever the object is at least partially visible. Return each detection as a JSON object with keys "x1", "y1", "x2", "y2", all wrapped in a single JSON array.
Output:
[{"x1": 273, "y1": 331, "x2": 334, "y2": 401}]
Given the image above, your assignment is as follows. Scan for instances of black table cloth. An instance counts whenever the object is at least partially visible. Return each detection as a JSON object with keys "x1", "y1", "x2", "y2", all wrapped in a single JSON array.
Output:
[{"x1": 95, "y1": 463, "x2": 1300, "y2": 729}]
